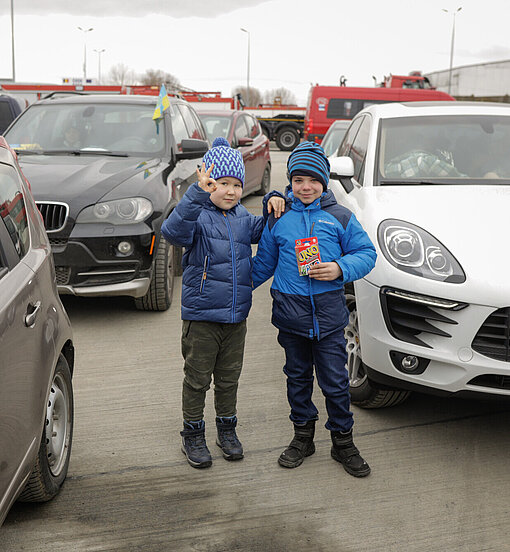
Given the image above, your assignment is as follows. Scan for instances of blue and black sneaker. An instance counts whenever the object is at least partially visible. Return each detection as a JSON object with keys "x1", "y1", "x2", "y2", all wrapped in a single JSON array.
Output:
[
  {"x1": 180, "y1": 420, "x2": 212, "y2": 469},
  {"x1": 216, "y1": 416, "x2": 244, "y2": 461}
]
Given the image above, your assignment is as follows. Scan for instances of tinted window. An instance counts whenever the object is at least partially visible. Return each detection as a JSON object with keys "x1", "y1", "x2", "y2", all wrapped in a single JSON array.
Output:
[
  {"x1": 178, "y1": 104, "x2": 205, "y2": 141},
  {"x1": 199, "y1": 115, "x2": 232, "y2": 142},
  {"x1": 350, "y1": 116, "x2": 371, "y2": 182},
  {"x1": 0, "y1": 163, "x2": 29, "y2": 258},
  {"x1": 338, "y1": 116, "x2": 364, "y2": 158},
  {"x1": 0, "y1": 101, "x2": 14, "y2": 134},
  {"x1": 327, "y1": 99, "x2": 362, "y2": 120},
  {"x1": 170, "y1": 107, "x2": 189, "y2": 152}
]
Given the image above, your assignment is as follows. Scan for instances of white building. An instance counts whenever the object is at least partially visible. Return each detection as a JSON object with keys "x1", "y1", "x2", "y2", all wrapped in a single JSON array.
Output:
[{"x1": 426, "y1": 59, "x2": 510, "y2": 98}]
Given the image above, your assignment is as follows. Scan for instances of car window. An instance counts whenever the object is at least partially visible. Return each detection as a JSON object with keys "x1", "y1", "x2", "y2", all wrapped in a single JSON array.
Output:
[
  {"x1": 245, "y1": 115, "x2": 259, "y2": 138},
  {"x1": 234, "y1": 117, "x2": 249, "y2": 142},
  {"x1": 322, "y1": 125, "x2": 349, "y2": 157},
  {"x1": 338, "y1": 116, "x2": 364, "y2": 158},
  {"x1": 178, "y1": 104, "x2": 205, "y2": 141},
  {"x1": 0, "y1": 163, "x2": 29, "y2": 259},
  {"x1": 199, "y1": 115, "x2": 232, "y2": 142},
  {"x1": 350, "y1": 116, "x2": 371, "y2": 183},
  {"x1": 326, "y1": 99, "x2": 362, "y2": 120},
  {"x1": 5, "y1": 103, "x2": 165, "y2": 154},
  {"x1": 0, "y1": 101, "x2": 14, "y2": 134},
  {"x1": 170, "y1": 107, "x2": 189, "y2": 152}
]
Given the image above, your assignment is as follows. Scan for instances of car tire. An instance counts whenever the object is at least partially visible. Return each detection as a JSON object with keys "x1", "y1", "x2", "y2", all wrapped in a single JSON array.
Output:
[
  {"x1": 254, "y1": 165, "x2": 271, "y2": 196},
  {"x1": 344, "y1": 288, "x2": 411, "y2": 409},
  {"x1": 275, "y1": 127, "x2": 300, "y2": 151},
  {"x1": 18, "y1": 354, "x2": 74, "y2": 502},
  {"x1": 135, "y1": 238, "x2": 174, "y2": 311}
]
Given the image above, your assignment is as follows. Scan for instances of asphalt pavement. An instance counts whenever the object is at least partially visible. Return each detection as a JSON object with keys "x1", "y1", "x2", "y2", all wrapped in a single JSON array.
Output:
[{"x1": 1, "y1": 147, "x2": 510, "y2": 552}]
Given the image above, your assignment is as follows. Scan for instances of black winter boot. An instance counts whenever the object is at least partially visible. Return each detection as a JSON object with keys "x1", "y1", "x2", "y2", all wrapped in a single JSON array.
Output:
[
  {"x1": 180, "y1": 420, "x2": 212, "y2": 469},
  {"x1": 278, "y1": 421, "x2": 316, "y2": 468},
  {"x1": 216, "y1": 416, "x2": 244, "y2": 461},
  {"x1": 331, "y1": 429, "x2": 370, "y2": 477}
]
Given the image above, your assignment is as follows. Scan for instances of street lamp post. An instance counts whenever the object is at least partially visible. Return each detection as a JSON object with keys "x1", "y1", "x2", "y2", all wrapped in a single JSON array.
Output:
[
  {"x1": 10, "y1": 0, "x2": 15, "y2": 81},
  {"x1": 77, "y1": 26, "x2": 94, "y2": 83},
  {"x1": 442, "y1": 7, "x2": 462, "y2": 95},
  {"x1": 240, "y1": 28, "x2": 250, "y2": 106},
  {"x1": 94, "y1": 48, "x2": 106, "y2": 84}
]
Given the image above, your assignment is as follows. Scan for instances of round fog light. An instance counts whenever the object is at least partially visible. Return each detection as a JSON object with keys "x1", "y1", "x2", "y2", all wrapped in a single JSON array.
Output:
[
  {"x1": 401, "y1": 355, "x2": 419, "y2": 372},
  {"x1": 117, "y1": 241, "x2": 133, "y2": 255}
]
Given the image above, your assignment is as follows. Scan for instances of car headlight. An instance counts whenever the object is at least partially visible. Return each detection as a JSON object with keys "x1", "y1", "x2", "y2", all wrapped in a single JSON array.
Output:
[
  {"x1": 377, "y1": 219, "x2": 465, "y2": 283},
  {"x1": 76, "y1": 198, "x2": 153, "y2": 224}
]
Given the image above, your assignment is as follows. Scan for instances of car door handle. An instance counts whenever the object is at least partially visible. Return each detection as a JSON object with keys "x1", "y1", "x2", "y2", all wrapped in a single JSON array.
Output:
[{"x1": 25, "y1": 301, "x2": 41, "y2": 327}]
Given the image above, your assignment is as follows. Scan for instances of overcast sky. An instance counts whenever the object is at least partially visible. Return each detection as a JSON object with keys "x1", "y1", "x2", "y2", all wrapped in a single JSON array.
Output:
[{"x1": 1, "y1": 0, "x2": 509, "y2": 104}]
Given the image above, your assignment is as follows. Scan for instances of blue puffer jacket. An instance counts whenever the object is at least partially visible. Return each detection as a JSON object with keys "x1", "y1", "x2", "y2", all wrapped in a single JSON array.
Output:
[
  {"x1": 161, "y1": 183, "x2": 266, "y2": 323},
  {"x1": 252, "y1": 190, "x2": 377, "y2": 340}
]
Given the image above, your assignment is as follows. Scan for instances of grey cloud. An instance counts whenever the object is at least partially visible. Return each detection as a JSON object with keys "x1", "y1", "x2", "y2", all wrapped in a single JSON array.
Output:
[{"x1": 9, "y1": 0, "x2": 272, "y2": 17}]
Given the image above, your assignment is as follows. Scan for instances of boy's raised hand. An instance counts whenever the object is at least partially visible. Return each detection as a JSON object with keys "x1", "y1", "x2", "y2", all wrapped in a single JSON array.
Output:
[
  {"x1": 308, "y1": 262, "x2": 343, "y2": 281},
  {"x1": 196, "y1": 163, "x2": 217, "y2": 193},
  {"x1": 267, "y1": 196, "x2": 285, "y2": 218}
]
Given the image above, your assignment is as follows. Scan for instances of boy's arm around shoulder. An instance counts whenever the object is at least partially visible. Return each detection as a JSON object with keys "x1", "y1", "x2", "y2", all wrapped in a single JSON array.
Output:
[
  {"x1": 250, "y1": 189, "x2": 286, "y2": 244},
  {"x1": 252, "y1": 215, "x2": 280, "y2": 289},
  {"x1": 161, "y1": 182, "x2": 210, "y2": 247},
  {"x1": 336, "y1": 213, "x2": 377, "y2": 284}
]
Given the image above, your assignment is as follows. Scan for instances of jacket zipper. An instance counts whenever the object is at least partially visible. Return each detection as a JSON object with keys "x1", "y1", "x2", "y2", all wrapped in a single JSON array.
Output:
[
  {"x1": 200, "y1": 255, "x2": 209, "y2": 293},
  {"x1": 306, "y1": 209, "x2": 320, "y2": 339},
  {"x1": 223, "y1": 211, "x2": 237, "y2": 322}
]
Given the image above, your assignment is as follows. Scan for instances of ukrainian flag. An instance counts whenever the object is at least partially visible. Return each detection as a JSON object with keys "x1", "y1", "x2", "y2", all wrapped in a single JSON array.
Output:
[{"x1": 152, "y1": 84, "x2": 170, "y2": 120}]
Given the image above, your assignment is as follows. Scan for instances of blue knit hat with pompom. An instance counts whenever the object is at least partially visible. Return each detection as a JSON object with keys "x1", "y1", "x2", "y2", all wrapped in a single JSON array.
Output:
[{"x1": 202, "y1": 137, "x2": 245, "y2": 186}]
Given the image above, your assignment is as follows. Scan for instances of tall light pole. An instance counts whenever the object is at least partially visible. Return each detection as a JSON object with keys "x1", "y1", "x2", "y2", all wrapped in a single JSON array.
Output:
[
  {"x1": 77, "y1": 26, "x2": 94, "y2": 82},
  {"x1": 240, "y1": 28, "x2": 250, "y2": 106},
  {"x1": 10, "y1": 0, "x2": 15, "y2": 81},
  {"x1": 442, "y1": 7, "x2": 462, "y2": 95},
  {"x1": 94, "y1": 48, "x2": 105, "y2": 84}
]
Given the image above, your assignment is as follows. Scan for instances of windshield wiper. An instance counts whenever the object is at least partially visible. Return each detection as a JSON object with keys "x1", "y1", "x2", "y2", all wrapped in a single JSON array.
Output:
[
  {"x1": 379, "y1": 180, "x2": 441, "y2": 186},
  {"x1": 41, "y1": 149, "x2": 129, "y2": 157},
  {"x1": 14, "y1": 149, "x2": 44, "y2": 155}
]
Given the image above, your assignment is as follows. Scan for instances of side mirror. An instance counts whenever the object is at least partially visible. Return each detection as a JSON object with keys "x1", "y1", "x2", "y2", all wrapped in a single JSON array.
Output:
[
  {"x1": 176, "y1": 139, "x2": 209, "y2": 160},
  {"x1": 238, "y1": 137, "x2": 254, "y2": 147},
  {"x1": 330, "y1": 156, "x2": 355, "y2": 193}
]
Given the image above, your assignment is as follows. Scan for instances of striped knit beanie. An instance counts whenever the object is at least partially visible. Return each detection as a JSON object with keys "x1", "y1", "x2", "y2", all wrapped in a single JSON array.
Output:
[
  {"x1": 287, "y1": 141, "x2": 330, "y2": 190},
  {"x1": 203, "y1": 136, "x2": 245, "y2": 186}
]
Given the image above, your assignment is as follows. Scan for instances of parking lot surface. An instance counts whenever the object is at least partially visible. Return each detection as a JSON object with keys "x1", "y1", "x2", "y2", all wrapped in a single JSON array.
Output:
[{"x1": 1, "y1": 149, "x2": 510, "y2": 552}]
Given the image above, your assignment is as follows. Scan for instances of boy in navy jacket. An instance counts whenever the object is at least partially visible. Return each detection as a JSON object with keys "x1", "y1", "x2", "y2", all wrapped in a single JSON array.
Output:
[
  {"x1": 252, "y1": 141, "x2": 376, "y2": 477},
  {"x1": 161, "y1": 137, "x2": 283, "y2": 469}
]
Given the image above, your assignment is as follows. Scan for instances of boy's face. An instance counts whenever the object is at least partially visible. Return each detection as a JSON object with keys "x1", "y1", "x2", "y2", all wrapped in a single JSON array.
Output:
[
  {"x1": 210, "y1": 176, "x2": 243, "y2": 210},
  {"x1": 291, "y1": 175, "x2": 324, "y2": 204}
]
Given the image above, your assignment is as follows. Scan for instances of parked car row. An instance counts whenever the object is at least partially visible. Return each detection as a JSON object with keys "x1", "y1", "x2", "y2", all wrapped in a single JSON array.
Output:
[
  {"x1": 330, "y1": 101, "x2": 510, "y2": 407},
  {"x1": 3, "y1": 96, "x2": 271, "y2": 311}
]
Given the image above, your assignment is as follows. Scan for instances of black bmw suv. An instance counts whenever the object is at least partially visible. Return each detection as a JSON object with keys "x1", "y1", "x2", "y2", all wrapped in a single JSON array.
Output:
[{"x1": 4, "y1": 94, "x2": 209, "y2": 310}]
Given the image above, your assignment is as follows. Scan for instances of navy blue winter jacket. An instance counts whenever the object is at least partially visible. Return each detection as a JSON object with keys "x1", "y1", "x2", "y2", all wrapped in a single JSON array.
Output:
[
  {"x1": 161, "y1": 183, "x2": 267, "y2": 323},
  {"x1": 252, "y1": 190, "x2": 377, "y2": 340}
]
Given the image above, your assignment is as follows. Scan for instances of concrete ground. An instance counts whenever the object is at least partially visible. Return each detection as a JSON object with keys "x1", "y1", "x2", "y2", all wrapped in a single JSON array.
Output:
[{"x1": 1, "y1": 149, "x2": 510, "y2": 551}]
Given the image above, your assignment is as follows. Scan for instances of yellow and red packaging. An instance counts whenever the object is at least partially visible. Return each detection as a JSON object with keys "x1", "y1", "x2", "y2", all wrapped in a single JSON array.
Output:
[{"x1": 295, "y1": 237, "x2": 321, "y2": 276}]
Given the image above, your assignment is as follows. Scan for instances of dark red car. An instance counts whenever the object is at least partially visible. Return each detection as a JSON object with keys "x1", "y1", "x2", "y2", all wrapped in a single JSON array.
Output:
[{"x1": 198, "y1": 110, "x2": 271, "y2": 197}]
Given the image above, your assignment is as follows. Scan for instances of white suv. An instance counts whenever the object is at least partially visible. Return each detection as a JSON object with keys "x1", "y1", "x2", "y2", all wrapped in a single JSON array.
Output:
[{"x1": 329, "y1": 101, "x2": 510, "y2": 407}]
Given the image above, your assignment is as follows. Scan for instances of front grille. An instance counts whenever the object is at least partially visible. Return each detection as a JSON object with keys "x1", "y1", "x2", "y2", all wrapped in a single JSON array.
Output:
[
  {"x1": 36, "y1": 202, "x2": 68, "y2": 232},
  {"x1": 49, "y1": 238, "x2": 68, "y2": 248},
  {"x1": 467, "y1": 375, "x2": 510, "y2": 389},
  {"x1": 472, "y1": 307, "x2": 510, "y2": 362},
  {"x1": 380, "y1": 288, "x2": 467, "y2": 348},
  {"x1": 55, "y1": 266, "x2": 71, "y2": 285}
]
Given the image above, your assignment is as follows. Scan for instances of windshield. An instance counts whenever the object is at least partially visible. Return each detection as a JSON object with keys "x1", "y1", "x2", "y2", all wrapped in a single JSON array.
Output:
[
  {"x1": 5, "y1": 102, "x2": 165, "y2": 155},
  {"x1": 377, "y1": 115, "x2": 510, "y2": 185},
  {"x1": 322, "y1": 126, "x2": 348, "y2": 157},
  {"x1": 198, "y1": 114, "x2": 232, "y2": 143}
]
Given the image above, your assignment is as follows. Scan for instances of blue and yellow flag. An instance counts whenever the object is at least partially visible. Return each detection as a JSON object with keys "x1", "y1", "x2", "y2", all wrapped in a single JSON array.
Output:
[{"x1": 152, "y1": 84, "x2": 170, "y2": 120}]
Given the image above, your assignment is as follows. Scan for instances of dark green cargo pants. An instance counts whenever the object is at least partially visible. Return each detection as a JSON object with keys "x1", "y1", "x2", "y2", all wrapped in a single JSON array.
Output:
[{"x1": 181, "y1": 319, "x2": 247, "y2": 422}]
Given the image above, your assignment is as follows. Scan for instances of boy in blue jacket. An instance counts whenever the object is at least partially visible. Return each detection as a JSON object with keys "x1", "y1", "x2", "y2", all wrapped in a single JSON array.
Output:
[
  {"x1": 161, "y1": 137, "x2": 283, "y2": 469},
  {"x1": 252, "y1": 141, "x2": 377, "y2": 477}
]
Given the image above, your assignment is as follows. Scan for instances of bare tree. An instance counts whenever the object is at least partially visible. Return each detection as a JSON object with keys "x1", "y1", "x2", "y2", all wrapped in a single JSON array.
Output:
[
  {"x1": 232, "y1": 86, "x2": 262, "y2": 107},
  {"x1": 106, "y1": 63, "x2": 137, "y2": 86},
  {"x1": 139, "y1": 69, "x2": 181, "y2": 92},
  {"x1": 263, "y1": 87, "x2": 297, "y2": 105}
]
